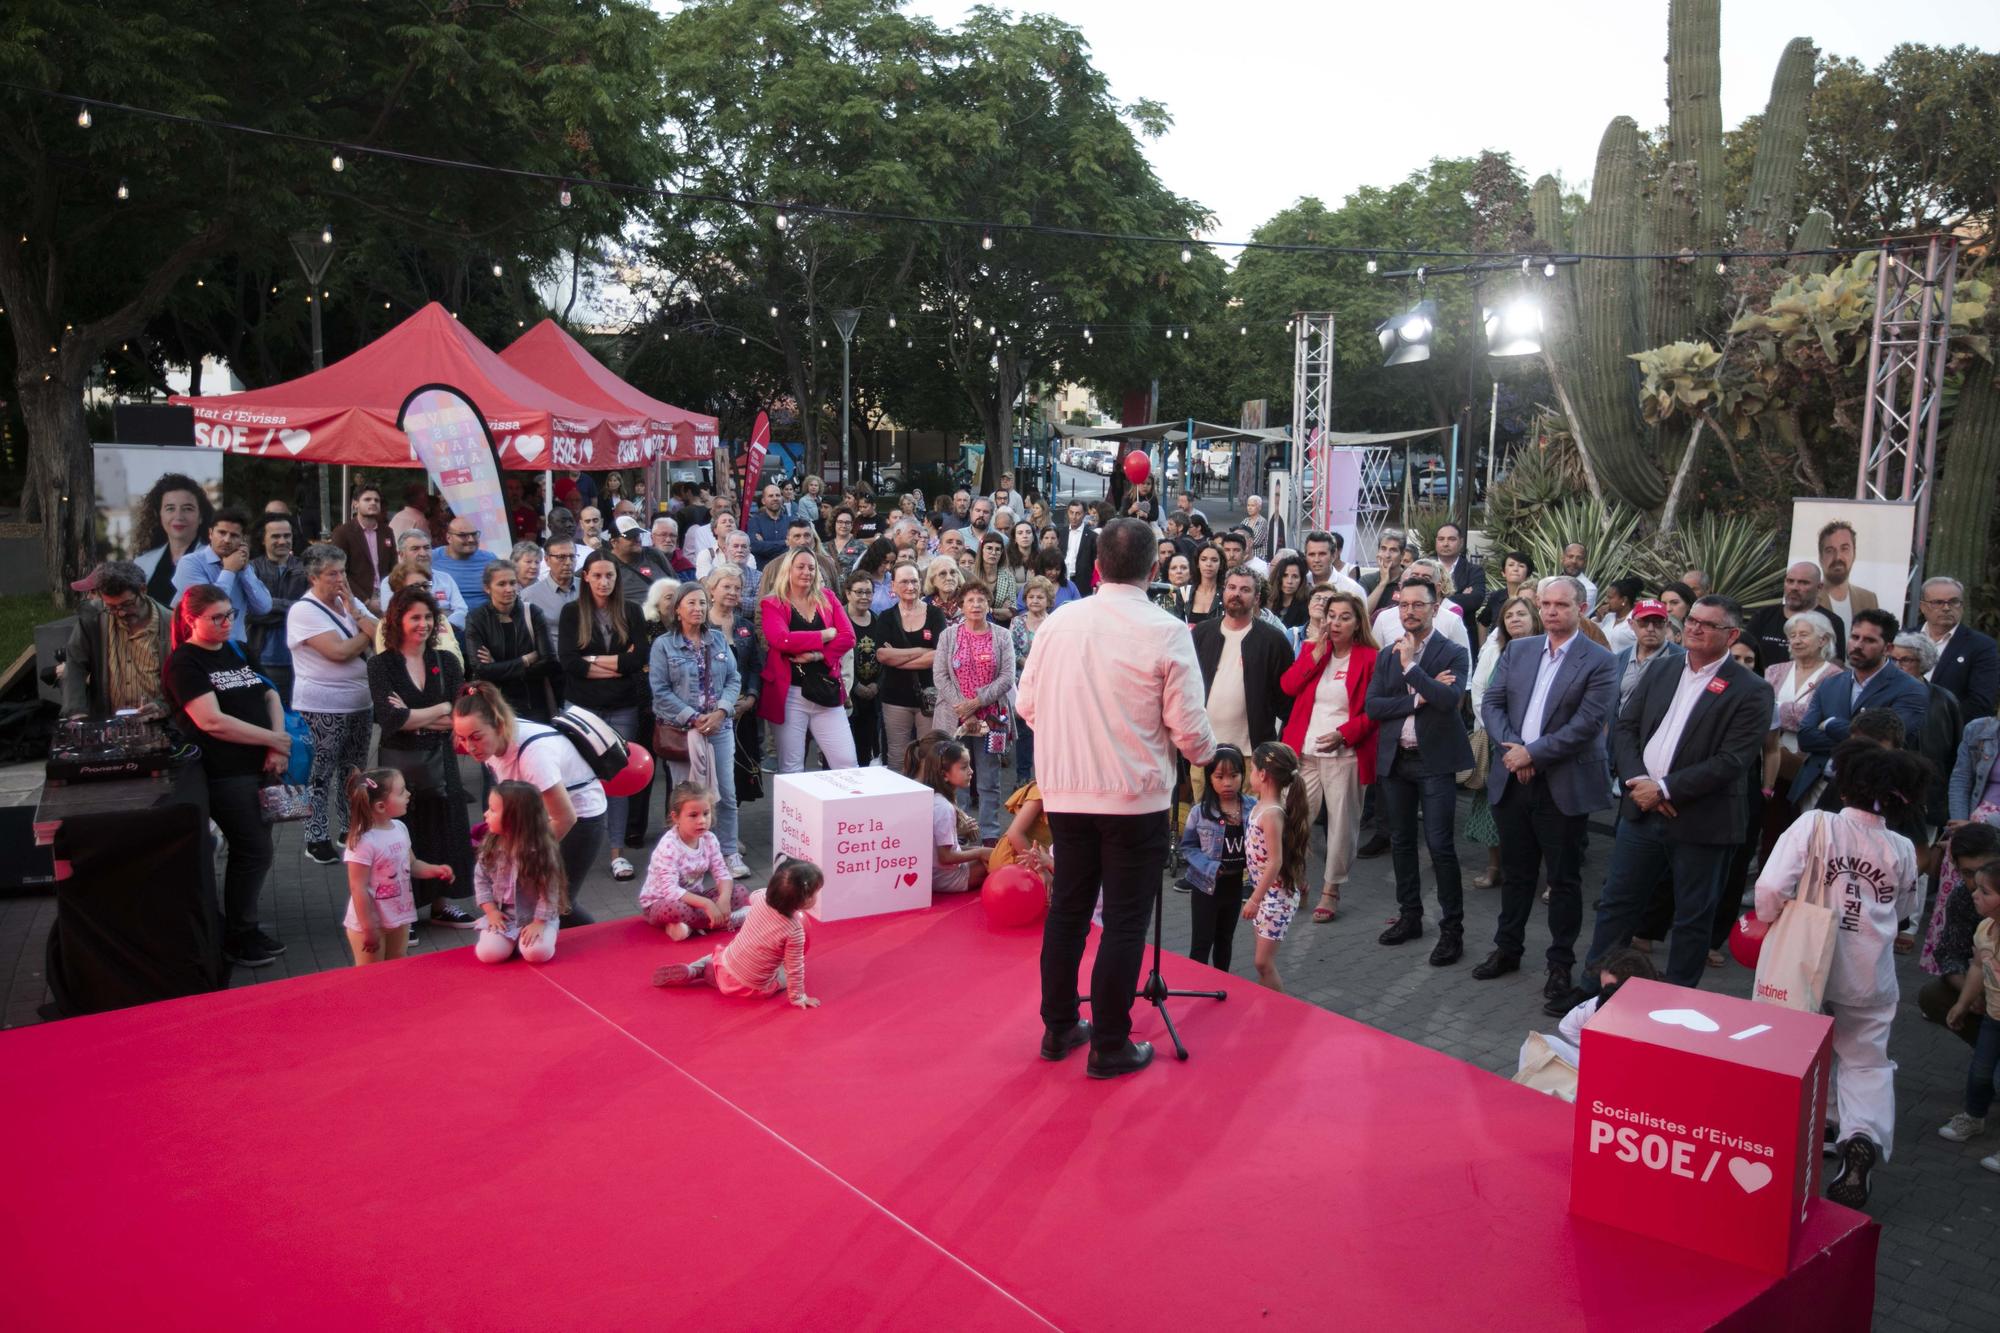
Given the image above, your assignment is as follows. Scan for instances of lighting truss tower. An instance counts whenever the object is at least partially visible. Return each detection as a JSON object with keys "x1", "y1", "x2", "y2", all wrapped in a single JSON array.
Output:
[
  {"x1": 1855, "y1": 236, "x2": 1957, "y2": 571},
  {"x1": 1288, "y1": 312, "x2": 1336, "y2": 539}
]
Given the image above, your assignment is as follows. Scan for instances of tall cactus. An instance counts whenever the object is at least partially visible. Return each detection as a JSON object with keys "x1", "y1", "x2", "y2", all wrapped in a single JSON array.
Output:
[
  {"x1": 1742, "y1": 38, "x2": 1817, "y2": 245},
  {"x1": 1926, "y1": 369, "x2": 2000, "y2": 588},
  {"x1": 1792, "y1": 209, "x2": 1835, "y2": 274},
  {"x1": 1536, "y1": 119, "x2": 1663, "y2": 508},
  {"x1": 1537, "y1": 0, "x2": 1819, "y2": 513}
]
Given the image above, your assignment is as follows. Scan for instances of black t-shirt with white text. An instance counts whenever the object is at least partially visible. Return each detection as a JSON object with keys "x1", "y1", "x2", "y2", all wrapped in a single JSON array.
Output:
[{"x1": 164, "y1": 643, "x2": 274, "y2": 779}]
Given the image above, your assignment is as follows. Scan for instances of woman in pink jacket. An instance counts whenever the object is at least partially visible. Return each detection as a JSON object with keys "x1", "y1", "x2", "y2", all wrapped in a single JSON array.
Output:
[
  {"x1": 1279, "y1": 590, "x2": 1380, "y2": 923},
  {"x1": 759, "y1": 547, "x2": 859, "y2": 773}
]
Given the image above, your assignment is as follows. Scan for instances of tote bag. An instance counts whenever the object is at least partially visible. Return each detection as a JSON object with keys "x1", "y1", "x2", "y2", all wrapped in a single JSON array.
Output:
[
  {"x1": 1512, "y1": 1032, "x2": 1579, "y2": 1101},
  {"x1": 1752, "y1": 815, "x2": 1838, "y2": 1011}
]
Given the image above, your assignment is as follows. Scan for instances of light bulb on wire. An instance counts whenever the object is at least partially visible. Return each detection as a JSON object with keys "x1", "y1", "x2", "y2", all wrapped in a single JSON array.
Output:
[
  {"x1": 559, "y1": 184, "x2": 572, "y2": 208},
  {"x1": 981, "y1": 231, "x2": 993, "y2": 251},
  {"x1": 1715, "y1": 260, "x2": 1727, "y2": 276},
  {"x1": 115, "y1": 179, "x2": 129, "y2": 201},
  {"x1": 320, "y1": 226, "x2": 332, "y2": 244},
  {"x1": 331, "y1": 153, "x2": 344, "y2": 172},
  {"x1": 491, "y1": 263, "x2": 502, "y2": 278},
  {"x1": 1181, "y1": 247, "x2": 1192, "y2": 264},
  {"x1": 769, "y1": 305, "x2": 779, "y2": 318},
  {"x1": 887, "y1": 313, "x2": 896, "y2": 329},
  {"x1": 774, "y1": 211, "x2": 788, "y2": 231},
  {"x1": 1543, "y1": 262, "x2": 1556, "y2": 278},
  {"x1": 77, "y1": 107, "x2": 91, "y2": 129},
  {"x1": 1366, "y1": 258, "x2": 1378, "y2": 275}
]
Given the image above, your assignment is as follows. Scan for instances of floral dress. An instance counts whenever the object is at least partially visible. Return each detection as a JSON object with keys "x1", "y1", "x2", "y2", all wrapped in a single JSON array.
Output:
[{"x1": 1247, "y1": 810, "x2": 1300, "y2": 942}]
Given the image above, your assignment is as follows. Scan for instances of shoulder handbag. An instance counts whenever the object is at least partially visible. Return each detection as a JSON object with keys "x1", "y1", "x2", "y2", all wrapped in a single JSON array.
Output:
[
  {"x1": 1752, "y1": 814, "x2": 1838, "y2": 1011},
  {"x1": 1460, "y1": 728, "x2": 1491, "y2": 791},
  {"x1": 653, "y1": 716, "x2": 692, "y2": 764}
]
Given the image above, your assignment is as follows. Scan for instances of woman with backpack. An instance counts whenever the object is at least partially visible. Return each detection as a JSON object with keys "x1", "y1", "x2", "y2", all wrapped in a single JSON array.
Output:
[{"x1": 452, "y1": 680, "x2": 606, "y2": 927}]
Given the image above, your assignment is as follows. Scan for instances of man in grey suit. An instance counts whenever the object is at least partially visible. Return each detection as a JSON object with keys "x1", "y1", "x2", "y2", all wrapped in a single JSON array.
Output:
[
  {"x1": 1365, "y1": 576, "x2": 1474, "y2": 965},
  {"x1": 1471, "y1": 576, "x2": 1620, "y2": 999}
]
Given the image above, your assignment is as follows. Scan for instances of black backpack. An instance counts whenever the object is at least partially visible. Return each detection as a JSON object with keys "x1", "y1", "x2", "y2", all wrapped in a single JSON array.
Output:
[{"x1": 522, "y1": 705, "x2": 629, "y2": 783}]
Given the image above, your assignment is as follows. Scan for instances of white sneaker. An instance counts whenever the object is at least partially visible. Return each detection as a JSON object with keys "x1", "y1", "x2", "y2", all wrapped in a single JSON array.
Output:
[
  {"x1": 610, "y1": 856, "x2": 635, "y2": 881},
  {"x1": 726, "y1": 856, "x2": 752, "y2": 880},
  {"x1": 1939, "y1": 1113, "x2": 1987, "y2": 1143},
  {"x1": 1982, "y1": 1154, "x2": 2000, "y2": 1175}
]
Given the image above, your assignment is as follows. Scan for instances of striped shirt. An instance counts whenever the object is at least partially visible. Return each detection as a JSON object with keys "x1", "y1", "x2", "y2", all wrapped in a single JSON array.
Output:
[{"x1": 718, "y1": 892, "x2": 807, "y2": 1002}]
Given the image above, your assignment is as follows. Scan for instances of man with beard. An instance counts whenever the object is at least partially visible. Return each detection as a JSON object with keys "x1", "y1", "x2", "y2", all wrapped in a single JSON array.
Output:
[
  {"x1": 1748, "y1": 561, "x2": 1846, "y2": 666},
  {"x1": 1816, "y1": 520, "x2": 1878, "y2": 628}
]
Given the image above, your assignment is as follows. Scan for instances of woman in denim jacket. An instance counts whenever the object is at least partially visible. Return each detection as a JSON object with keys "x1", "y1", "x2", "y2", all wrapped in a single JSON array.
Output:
[
  {"x1": 1177, "y1": 745, "x2": 1255, "y2": 973},
  {"x1": 650, "y1": 581, "x2": 747, "y2": 878}
]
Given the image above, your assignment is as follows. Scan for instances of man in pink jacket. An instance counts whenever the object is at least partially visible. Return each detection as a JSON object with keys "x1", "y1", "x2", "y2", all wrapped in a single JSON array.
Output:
[{"x1": 1018, "y1": 518, "x2": 1217, "y2": 1079}]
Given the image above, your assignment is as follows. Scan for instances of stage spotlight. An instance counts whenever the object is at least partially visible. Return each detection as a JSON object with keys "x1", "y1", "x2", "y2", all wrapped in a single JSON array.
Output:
[
  {"x1": 1482, "y1": 297, "x2": 1543, "y2": 357},
  {"x1": 1376, "y1": 300, "x2": 1436, "y2": 366}
]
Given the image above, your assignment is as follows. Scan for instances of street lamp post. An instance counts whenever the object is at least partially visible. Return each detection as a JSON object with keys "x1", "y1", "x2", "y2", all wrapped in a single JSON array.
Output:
[
  {"x1": 833, "y1": 307, "x2": 860, "y2": 497},
  {"x1": 289, "y1": 229, "x2": 337, "y2": 537}
]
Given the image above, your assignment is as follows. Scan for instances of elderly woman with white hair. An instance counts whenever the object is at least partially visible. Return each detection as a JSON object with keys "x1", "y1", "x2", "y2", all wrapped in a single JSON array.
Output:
[{"x1": 1760, "y1": 609, "x2": 1841, "y2": 849}]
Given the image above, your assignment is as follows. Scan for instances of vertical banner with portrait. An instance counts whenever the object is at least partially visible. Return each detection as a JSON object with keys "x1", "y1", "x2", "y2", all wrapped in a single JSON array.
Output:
[
  {"x1": 1786, "y1": 498, "x2": 1917, "y2": 627},
  {"x1": 398, "y1": 386, "x2": 511, "y2": 561}
]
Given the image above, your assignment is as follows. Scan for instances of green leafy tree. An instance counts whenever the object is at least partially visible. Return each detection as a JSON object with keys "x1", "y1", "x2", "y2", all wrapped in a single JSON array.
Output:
[{"x1": 0, "y1": 0, "x2": 670, "y2": 597}]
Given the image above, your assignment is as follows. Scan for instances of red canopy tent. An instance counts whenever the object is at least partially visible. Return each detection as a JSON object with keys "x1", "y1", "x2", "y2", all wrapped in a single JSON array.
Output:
[
  {"x1": 500, "y1": 319, "x2": 718, "y2": 465},
  {"x1": 169, "y1": 302, "x2": 643, "y2": 471}
]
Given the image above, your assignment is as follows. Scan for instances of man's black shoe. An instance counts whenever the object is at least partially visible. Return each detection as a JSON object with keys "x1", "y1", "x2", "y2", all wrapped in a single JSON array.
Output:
[
  {"x1": 224, "y1": 941, "x2": 277, "y2": 969},
  {"x1": 1543, "y1": 966, "x2": 1573, "y2": 1002},
  {"x1": 1356, "y1": 834, "x2": 1390, "y2": 859},
  {"x1": 1470, "y1": 950, "x2": 1520, "y2": 980},
  {"x1": 1040, "y1": 1020, "x2": 1092, "y2": 1062},
  {"x1": 1428, "y1": 933, "x2": 1464, "y2": 967},
  {"x1": 252, "y1": 929, "x2": 287, "y2": 956},
  {"x1": 1826, "y1": 1135, "x2": 1879, "y2": 1209},
  {"x1": 1543, "y1": 986, "x2": 1592, "y2": 1018},
  {"x1": 1377, "y1": 916, "x2": 1424, "y2": 946},
  {"x1": 1086, "y1": 1040, "x2": 1155, "y2": 1080}
]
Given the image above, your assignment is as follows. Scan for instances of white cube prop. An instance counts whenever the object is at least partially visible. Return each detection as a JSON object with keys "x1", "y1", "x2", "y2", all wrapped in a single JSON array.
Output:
[{"x1": 772, "y1": 768, "x2": 935, "y2": 923}]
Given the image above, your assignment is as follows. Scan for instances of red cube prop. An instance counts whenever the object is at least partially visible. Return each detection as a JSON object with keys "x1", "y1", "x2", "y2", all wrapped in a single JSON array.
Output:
[{"x1": 1569, "y1": 978, "x2": 1834, "y2": 1275}]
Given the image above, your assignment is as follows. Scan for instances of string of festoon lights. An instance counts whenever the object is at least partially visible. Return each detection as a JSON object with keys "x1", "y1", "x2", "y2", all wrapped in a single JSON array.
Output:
[{"x1": 35, "y1": 83, "x2": 1879, "y2": 268}]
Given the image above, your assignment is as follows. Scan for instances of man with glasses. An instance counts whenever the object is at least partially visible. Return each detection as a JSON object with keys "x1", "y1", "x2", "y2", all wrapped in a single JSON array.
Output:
[
  {"x1": 431, "y1": 517, "x2": 505, "y2": 616},
  {"x1": 1365, "y1": 578, "x2": 1475, "y2": 965},
  {"x1": 61, "y1": 560, "x2": 171, "y2": 719},
  {"x1": 247, "y1": 512, "x2": 309, "y2": 706},
  {"x1": 377, "y1": 528, "x2": 470, "y2": 630},
  {"x1": 170, "y1": 506, "x2": 271, "y2": 650},
  {"x1": 1917, "y1": 576, "x2": 1997, "y2": 722},
  {"x1": 1556, "y1": 595, "x2": 1774, "y2": 1007}
]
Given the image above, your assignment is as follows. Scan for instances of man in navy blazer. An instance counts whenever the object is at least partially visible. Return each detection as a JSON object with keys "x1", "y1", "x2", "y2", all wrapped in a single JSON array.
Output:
[
  {"x1": 1472, "y1": 576, "x2": 1620, "y2": 998},
  {"x1": 1790, "y1": 608, "x2": 1930, "y2": 804},
  {"x1": 1917, "y1": 577, "x2": 1998, "y2": 724},
  {"x1": 1365, "y1": 576, "x2": 1474, "y2": 965}
]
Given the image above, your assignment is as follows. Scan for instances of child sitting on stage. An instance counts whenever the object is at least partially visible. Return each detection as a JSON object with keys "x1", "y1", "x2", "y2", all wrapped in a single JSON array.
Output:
[
  {"x1": 638, "y1": 782, "x2": 748, "y2": 941},
  {"x1": 1518, "y1": 947, "x2": 1657, "y2": 1074},
  {"x1": 1756, "y1": 741, "x2": 1925, "y2": 1210},
  {"x1": 1242, "y1": 742, "x2": 1307, "y2": 993},
  {"x1": 919, "y1": 738, "x2": 988, "y2": 894},
  {"x1": 343, "y1": 768, "x2": 455, "y2": 966},
  {"x1": 472, "y1": 780, "x2": 570, "y2": 964},
  {"x1": 652, "y1": 859, "x2": 824, "y2": 1008}
]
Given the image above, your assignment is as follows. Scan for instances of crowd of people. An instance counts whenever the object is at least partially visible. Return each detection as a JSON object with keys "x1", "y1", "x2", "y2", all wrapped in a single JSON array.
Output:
[{"x1": 63, "y1": 464, "x2": 2000, "y2": 1203}]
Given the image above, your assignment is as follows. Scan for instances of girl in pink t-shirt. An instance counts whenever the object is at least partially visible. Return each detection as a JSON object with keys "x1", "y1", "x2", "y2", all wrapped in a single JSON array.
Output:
[{"x1": 343, "y1": 768, "x2": 455, "y2": 965}]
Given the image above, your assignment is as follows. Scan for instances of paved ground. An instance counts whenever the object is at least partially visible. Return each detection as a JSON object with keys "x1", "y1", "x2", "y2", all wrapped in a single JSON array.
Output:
[{"x1": 4, "y1": 478, "x2": 1995, "y2": 1327}]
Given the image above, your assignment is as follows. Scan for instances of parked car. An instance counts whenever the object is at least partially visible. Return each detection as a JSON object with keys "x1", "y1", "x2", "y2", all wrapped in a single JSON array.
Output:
[{"x1": 1090, "y1": 450, "x2": 1116, "y2": 475}]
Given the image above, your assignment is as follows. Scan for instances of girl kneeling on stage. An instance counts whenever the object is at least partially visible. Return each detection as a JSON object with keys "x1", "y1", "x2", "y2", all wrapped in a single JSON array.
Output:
[
  {"x1": 473, "y1": 781, "x2": 570, "y2": 964},
  {"x1": 653, "y1": 859, "x2": 823, "y2": 1008}
]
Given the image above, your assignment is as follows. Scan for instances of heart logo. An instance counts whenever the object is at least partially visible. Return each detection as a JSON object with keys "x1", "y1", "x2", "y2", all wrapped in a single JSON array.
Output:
[
  {"x1": 277, "y1": 428, "x2": 311, "y2": 455},
  {"x1": 513, "y1": 433, "x2": 546, "y2": 462},
  {"x1": 1727, "y1": 1158, "x2": 1772, "y2": 1194},
  {"x1": 901, "y1": 872, "x2": 918, "y2": 887},
  {"x1": 1647, "y1": 1007, "x2": 1720, "y2": 1033}
]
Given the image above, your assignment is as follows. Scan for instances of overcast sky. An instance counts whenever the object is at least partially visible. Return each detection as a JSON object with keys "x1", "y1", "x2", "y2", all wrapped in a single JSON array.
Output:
[{"x1": 899, "y1": 0, "x2": 1999, "y2": 245}]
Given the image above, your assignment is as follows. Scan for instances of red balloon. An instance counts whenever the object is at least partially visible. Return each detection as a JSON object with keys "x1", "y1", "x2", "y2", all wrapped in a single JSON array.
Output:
[
  {"x1": 601, "y1": 743, "x2": 655, "y2": 798},
  {"x1": 1121, "y1": 450, "x2": 1151, "y2": 485},
  {"x1": 1727, "y1": 911, "x2": 1770, "y2": 969},
  {"x1": 981, "y1": 864, "x2": 1047, "y2": 928}
]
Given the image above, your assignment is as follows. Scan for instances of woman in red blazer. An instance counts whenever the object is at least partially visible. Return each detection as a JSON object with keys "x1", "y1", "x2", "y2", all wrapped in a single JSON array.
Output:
[
  {"x1": 1279, "y1": 590, "x2": 1379, "y2": 922},
  {"x1": 758, "y1": 548, "x2": 859, "y2": 773}
]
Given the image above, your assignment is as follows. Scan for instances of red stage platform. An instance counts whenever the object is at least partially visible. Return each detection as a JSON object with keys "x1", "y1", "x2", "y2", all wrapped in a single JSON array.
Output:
[{"x1": 1, "y1": 896, "x2": 1875, "y2": 1330}]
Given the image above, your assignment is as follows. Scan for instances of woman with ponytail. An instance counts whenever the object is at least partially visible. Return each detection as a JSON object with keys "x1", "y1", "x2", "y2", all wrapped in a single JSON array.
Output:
[{"x1": 1243, "y1": 742, "x2": 1309, "y2": 992}]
